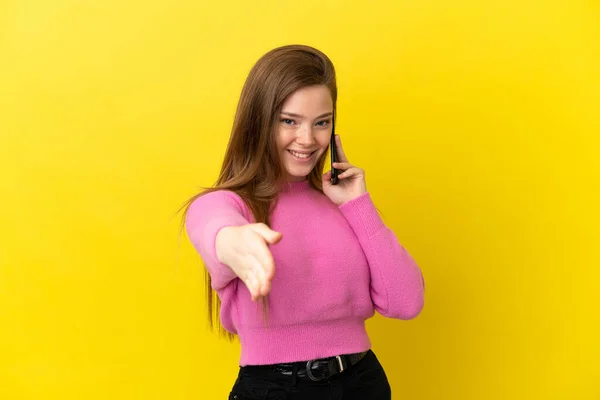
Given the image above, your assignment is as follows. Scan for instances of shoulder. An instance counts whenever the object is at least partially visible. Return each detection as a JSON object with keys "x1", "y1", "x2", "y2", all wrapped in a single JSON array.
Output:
[{"x1": 187, "y1": 189, "x2": 251, "y2": 219}]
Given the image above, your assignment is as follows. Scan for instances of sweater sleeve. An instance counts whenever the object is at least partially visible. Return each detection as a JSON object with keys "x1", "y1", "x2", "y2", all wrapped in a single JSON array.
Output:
[
  {"x1": 339, "y1": 192, "x2": 425, "y2": 320},
  {"x1": 185, "y1": 190, "x2": 251, "y2": 290}
]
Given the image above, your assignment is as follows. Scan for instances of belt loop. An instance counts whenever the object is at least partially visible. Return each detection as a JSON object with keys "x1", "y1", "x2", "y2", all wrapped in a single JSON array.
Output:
[{"x1": 291, "y1": 363, "x2": 298, "y2": 387}]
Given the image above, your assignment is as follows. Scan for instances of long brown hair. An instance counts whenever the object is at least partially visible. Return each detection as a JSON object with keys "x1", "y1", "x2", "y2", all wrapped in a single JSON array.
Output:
[{"x1": 178, "y1": 44, "x2": 338, "y2": 337}]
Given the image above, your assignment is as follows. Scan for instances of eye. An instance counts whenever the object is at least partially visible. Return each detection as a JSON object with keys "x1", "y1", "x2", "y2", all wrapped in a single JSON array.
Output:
[
  {"x1": 281, "y1": 118, "x2": 295, "y2": 125},
  {"x1": 316, "y1": 119, "x2": 330, "y2": 127}
]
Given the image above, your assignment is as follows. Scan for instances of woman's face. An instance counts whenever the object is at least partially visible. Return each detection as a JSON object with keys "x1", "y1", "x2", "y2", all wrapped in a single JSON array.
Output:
[{"x1": 276, "y1": 85, "x2": 333, "y2": 182}]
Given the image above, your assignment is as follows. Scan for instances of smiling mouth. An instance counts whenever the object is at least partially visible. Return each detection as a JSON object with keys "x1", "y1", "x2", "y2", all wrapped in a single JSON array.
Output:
[{"x1": 287, "y1": 150, "x2": 316, "y2": 159}]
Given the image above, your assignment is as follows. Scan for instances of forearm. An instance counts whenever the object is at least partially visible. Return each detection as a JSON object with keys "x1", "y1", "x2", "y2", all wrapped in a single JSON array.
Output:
[
  {"x1": 185, "y1": 191, "x2": 250, "y2": 289},
  {"x1": 339, "y1": 192, "x2": 425, "y2": 319}
]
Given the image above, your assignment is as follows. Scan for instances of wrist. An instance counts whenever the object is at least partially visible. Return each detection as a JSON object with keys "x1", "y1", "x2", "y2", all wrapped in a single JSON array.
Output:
[
  {"x1": 215, "y1": 226, "x2": 236, "y2": 265},
  {"x1": 337, "y1": 190, "x2": 368, "y2": 207}
]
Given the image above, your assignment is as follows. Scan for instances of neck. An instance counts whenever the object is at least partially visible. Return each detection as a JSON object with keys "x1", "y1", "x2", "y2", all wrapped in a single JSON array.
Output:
[{"x1": 280, "y1": 179, "x2": 310, "y2": 193}]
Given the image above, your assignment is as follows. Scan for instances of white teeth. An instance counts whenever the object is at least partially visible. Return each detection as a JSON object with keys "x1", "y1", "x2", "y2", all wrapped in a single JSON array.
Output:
[{"x1": 289, "y1": 150, "x2": 311, "y2": 159}]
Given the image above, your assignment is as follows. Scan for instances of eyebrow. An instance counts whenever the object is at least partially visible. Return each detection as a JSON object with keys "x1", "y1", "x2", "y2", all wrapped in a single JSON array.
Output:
[{"x1": 280, "y1": 111, "x2": 333, "y2": 119}]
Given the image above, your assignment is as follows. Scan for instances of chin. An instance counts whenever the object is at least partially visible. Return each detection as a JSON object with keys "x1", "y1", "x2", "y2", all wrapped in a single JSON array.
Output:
[{"x1": 286, "y1": 168, "x2": 311, "y2": 181}]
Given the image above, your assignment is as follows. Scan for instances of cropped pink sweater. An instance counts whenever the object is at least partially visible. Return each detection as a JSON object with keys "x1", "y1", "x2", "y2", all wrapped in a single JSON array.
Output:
[{"x1": 185, "y1": 180, "x2": 425, "y2": 366}]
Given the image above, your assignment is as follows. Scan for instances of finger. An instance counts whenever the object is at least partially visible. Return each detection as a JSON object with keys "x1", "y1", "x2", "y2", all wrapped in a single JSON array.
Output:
[
  {"x1": 332, "y1": 162, "x2": 353, "y2": 170},
  {"x1": 323, "y1": 170, "x2": 337, "y2": 187},
  {"x1": 248, "y1": 239, "x2": 276, "y2": 293},
  {"x1": 338, "y1": 167, "x2": 364, "y2": 180},
  {"x1": 335, "y1": 135, "x2": 349, "y2": 163},
  {"x1": 243, "y1": 255, "x2": 267, "y2": 299},
  {"x1": 257, "y1": 244, "x2": 276, "y2": 282},
  {"x1": 245, "y1": 254, "x2": 267, "y2": 296},
  {"x1": 245, "y1": 273, "x2": 260, "y2": 301},
  {"x1": 250, "y1": 252, "x2": 273, "y2": 296},
  {"x1": 250, "y1": 223, "x2": 283, "y2": 245}
]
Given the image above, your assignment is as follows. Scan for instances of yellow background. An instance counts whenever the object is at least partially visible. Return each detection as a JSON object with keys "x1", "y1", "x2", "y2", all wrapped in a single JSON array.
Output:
[{"x1": 1, "y1": 1, "x2": 599, "y2": 399}]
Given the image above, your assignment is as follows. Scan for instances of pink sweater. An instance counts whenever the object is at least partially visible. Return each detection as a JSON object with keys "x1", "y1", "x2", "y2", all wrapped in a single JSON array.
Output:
[{"x1": 185, "y1": 180, "x2": 425, "y2": 366}]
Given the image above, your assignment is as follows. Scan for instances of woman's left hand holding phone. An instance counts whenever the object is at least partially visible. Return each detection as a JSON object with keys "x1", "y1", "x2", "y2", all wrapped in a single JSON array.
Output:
[{"x1": 323, "y1": 134, "x2": 367, "y2": 206}]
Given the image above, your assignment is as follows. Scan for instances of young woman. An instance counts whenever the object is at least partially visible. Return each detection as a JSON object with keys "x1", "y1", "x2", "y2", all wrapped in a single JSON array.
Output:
[{"x1": 183, "y1": 44, "x2": 425, "y2": 399}]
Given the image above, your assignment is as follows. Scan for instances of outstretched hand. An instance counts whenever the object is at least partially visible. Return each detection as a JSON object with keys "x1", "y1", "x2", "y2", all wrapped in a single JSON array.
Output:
[{"x1": 216, "y1": 223, "x2": 283, "y2": 301}]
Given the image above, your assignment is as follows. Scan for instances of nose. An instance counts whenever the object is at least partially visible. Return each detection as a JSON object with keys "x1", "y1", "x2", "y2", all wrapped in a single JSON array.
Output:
[{"x1": 296, "y1": 124, "x2": 316, "y2": 145}]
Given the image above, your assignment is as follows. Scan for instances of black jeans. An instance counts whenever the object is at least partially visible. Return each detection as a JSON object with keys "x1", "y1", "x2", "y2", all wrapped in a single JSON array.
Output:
[{"x1": 228, "y1": 350, "x2": 392, "y2": 399}]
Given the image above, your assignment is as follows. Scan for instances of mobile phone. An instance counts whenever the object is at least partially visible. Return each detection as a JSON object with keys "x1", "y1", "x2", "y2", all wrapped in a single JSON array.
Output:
[{"x1": 330, "y1": 111, "x2": 339, "y2": 185}]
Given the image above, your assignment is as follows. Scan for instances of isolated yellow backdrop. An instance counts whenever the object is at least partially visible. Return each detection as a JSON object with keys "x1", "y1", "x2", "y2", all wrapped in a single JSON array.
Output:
[{"x1": 1, "y1": 1, "x2": 599, "y2": 399}]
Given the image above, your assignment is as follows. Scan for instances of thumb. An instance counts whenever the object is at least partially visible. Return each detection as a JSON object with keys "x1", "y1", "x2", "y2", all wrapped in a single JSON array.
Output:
[
  {"x1": 250, "y1": 223, "x2": 283, "y2": 244},
  {"x1": 322, "y1": 170, "x2": 332, "y2": 187}
]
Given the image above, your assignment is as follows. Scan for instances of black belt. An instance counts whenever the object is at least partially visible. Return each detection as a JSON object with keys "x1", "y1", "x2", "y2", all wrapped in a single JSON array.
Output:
[{"x1": 243, "y1": 351, "x2": 369, "y2": 382}]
